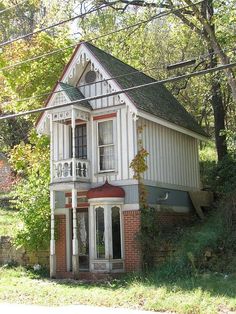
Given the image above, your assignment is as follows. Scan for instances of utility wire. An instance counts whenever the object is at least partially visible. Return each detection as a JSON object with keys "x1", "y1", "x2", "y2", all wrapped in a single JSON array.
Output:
[
  {"x1": 0, "y1": 0, "x2": 27, "y2": 15},
  {"x1": 1, "y1": 44, "x2": 235, "y2": 108},
  {"x1": 0, "y1": 1, "x2": 203, "y2": 72},
  {"x1": 0, "y1": 3, "x2": 110, "y2": 48},
  {"x1": 1, "y1": 61, "x2": 236, "y2": 121}
]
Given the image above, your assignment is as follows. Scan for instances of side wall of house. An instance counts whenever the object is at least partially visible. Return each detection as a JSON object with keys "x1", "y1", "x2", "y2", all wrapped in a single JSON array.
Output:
[{"x1": 138, "y1": 118, "x2": 200, "y2": 190}]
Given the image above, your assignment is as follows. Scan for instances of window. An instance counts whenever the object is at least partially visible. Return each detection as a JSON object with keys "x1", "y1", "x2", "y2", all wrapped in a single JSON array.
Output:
[
  {"x1": 72, "y1": 124, "x2": 87, "y2": 159},
  {"x1": 98, "y1": 120, "x2": 115, "y2": 171},
  {"x1": 93, "y1": 205, "x2": 122, "y2": 261},
  {"x1": 95, "y1": 207, "x2": 105, "y2": 259},
  {"x1": 112, "y1": 206, "x2": 121, "y2": 259}
]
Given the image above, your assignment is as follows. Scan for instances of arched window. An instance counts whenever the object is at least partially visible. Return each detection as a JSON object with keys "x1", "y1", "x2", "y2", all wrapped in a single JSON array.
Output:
[
  {"x1": 111, "y1": 206, "x2": 121, "y2": 259},
  {"x1": 95, "y1": 207, "x2": 105, "y2": 259}
]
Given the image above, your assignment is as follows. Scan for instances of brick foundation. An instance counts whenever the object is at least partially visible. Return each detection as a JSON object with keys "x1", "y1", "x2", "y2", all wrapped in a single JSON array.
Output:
[
  {"x1": 123, "y1": 210, "x2": 141, "y2": 272},
  {"x1": 55, "y1": 215, "x2": 67, "y2": 273}
]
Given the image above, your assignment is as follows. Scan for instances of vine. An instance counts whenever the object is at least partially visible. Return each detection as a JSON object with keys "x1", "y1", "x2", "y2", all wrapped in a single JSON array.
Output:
[{"x1": 130, "y1": 124, "x2": 159, "y2": 270}]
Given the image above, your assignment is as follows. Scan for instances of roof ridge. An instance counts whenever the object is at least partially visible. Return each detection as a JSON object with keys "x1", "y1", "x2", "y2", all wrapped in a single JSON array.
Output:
[{"x1": 84, "y1": 42, "x2": 156, "y2": 83}]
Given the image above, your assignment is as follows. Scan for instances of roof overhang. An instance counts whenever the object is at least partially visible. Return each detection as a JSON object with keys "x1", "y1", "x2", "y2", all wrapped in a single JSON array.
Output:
[{"x1": 138, "y1": 110, "x2": 209, "y2": 141}]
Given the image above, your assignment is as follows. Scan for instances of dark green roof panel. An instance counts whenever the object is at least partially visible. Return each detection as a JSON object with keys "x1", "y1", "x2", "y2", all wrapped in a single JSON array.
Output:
[
  {"x1": 59, "y1": 82, "x2": 92, "y2": 110},
  {"x1": 85, "y1": 42, "x2": 207, "y2": 137}
]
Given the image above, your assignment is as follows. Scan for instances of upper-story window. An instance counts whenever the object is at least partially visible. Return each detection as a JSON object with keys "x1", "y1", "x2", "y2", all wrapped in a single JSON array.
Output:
[
  {"x1": 98, "y1": 120, "x2": 115, "y2": 172},
  {"x1": 72, "y1": 124, "x2": 87, "y2": 159}
]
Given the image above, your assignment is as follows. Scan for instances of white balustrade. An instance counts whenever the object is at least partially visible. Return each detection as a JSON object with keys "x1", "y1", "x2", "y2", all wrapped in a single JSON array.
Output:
[{"x1": 53, "y1": 158, "x2": 89, "y2": 181}]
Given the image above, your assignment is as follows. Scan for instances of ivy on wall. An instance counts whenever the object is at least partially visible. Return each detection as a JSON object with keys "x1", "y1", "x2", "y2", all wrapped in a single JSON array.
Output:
[{"x1": 130, "y1": 125, "x2": 159, "y2": 270}]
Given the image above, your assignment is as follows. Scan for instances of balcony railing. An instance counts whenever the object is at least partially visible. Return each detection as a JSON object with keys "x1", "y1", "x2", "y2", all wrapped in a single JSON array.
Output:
[{"x1": 53, "y1": 158, "x2": 89, "y2": 181}]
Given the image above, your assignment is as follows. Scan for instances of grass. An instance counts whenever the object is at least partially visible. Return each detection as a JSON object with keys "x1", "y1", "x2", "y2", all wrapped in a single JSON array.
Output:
[
  {"x1": 0, "y1": 267, "x2": 236, "y2": 313},
  {"x1": 0, "y1": 207, "x2": 19, "y2": 237}
]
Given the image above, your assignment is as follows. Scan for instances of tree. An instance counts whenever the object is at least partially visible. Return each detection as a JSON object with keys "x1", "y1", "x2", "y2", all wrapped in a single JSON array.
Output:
[
  {"x1": 0, "y1": 2, "x2": 75, "y2": 249},
  {"x1": 83, "y1": 0, "x2": 236, "y2": 161},
  {"x1": 10, "y1": 131, "x2": 51, "y2": 251}
]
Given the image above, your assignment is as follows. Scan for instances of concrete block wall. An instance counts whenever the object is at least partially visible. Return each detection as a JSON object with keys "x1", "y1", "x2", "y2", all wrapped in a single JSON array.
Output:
[{"x1": 0, "y1": 236, "x2": 49, "y2": 267}]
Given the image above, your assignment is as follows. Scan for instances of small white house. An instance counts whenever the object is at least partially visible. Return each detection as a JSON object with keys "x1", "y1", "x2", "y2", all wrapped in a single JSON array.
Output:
[{"x1": 36, "y1": 42, "x2": 207, "y2": 278}]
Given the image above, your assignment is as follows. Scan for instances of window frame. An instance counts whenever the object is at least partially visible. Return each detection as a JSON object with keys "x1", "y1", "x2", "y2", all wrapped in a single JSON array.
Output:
[
  {"x1": 93, "y1": 204, "x2": 123, "y2": 260},
  {"x1": 96, "y1": 118, "x2": 117, "y2": 173}
]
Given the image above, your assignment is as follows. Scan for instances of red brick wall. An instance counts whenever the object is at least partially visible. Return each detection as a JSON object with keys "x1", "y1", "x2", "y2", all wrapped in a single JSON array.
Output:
[
  {"x1": 123, "y1": 210, "x2": 141, "y2": 272},
  {"x1": 55, "y1": 215, "x2": 67, "y2": 273}
]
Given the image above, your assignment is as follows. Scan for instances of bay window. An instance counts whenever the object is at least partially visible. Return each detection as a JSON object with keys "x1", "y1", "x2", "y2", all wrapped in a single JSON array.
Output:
[{"x1": 92, "y1": 205, "x2": 123, "y2": 264}]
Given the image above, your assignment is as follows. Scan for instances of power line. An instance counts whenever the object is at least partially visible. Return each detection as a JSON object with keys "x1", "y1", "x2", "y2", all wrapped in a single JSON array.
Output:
[
  {"x1": 0, "y1": 1, "x2": 203, "y2": 72},
  {"x1": 1, "y1": 61, "x2": 235, "y2": 121},
  {"x1": 1, "y1": 44, "x2": 235, "y2": 108},
  {"x1": 0, "y1": 0, "x2": 27, "y2": 15},
  {"x1": 0, "y1": 3, "x2": 110, "y2": 48}
]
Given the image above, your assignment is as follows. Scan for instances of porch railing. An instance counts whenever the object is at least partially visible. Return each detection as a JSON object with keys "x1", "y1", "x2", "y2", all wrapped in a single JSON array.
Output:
[{"x1": 53, "y1": 158, "x2": 89, "y2": 181}]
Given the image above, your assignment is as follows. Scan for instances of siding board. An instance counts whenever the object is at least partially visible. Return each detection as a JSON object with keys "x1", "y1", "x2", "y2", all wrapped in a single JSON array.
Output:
[{"x1": 139, "y1": 118, "x2": 200, "y2": 189}]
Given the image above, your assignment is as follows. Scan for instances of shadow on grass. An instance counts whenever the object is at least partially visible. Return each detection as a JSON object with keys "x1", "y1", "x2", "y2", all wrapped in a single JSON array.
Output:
[{"x1": 38, "y1": 268, "x2": 236, "y2": 300}]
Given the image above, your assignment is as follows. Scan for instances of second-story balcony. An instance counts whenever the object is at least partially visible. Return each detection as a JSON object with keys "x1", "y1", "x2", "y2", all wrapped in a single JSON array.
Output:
[{"x1": 53, "y1": 158, "x2": 90, "y2": 182}]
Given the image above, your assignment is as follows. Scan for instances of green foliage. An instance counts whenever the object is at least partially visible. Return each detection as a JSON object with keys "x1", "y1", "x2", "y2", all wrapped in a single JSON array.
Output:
[
  {"x1": 210, "y1": 155, "x2": 236, "y2": 195},
  {"x1": 139, "y1": 207, "x2": 159, "y2": 271},
  {"x1": 10, "y1": 131, "x2": 50, "y2": 251},
  {"x1": 0, "y1": 32, "x2": 72, "y2": 116},
  {"x1": 0, "y1": 116, "x2": 32, "y2": 152},
  {"x1": 199, "y1": 143, "x2": 217, "y2": 189},
  {"x1": 156, "y1": 204, "x2": 233, "y2": 280},
  {"x1": 0, "y1": 207, "x2": 18, "y2": 237}
]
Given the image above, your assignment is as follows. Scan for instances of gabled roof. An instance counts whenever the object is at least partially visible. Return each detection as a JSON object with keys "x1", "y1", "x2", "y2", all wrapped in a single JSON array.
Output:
[
  {"x1": 85, "y1": 42, "x2": 207, "y2": 137},
  {"x1": 59, "y1": 82, "x2": 92, "y2": 110}
]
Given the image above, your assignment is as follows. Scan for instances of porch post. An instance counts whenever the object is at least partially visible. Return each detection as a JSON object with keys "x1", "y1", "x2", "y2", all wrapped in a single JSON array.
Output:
[
  {"x1": 72, "y1": 187, "x2": 79, "y2": 277},
  {"x1": 49, "y1": 113, "x2": 54, "y2": 183},
  {"x1": 50, "y1": 190, "x2": 56, "y2": 278},
  {"x1": 71, "y1": 106, "x2": 76, "y2": 181}
]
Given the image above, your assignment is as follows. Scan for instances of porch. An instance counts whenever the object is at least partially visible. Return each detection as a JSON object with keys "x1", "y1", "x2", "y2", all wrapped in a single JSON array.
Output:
[{"x1": 49, "y1": 105, "x2": 91, "y2": 184}]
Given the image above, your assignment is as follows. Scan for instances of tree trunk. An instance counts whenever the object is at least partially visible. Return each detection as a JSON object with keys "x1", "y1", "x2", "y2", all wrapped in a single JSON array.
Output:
[
  {"x1": 210, "y1": 64, "x2": 228, "y2": 160},
  {"x1": 201, "y1": 0, "x2": 228, "y2": 160},
  {"x1": 183, "y1": 0, "x2": 236, "y2": 102}
]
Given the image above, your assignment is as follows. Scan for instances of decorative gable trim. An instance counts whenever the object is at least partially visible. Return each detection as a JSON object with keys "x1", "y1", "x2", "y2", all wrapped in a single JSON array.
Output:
[{"x1": 61, "y1": 43, "x2": 138, "y2": 116}]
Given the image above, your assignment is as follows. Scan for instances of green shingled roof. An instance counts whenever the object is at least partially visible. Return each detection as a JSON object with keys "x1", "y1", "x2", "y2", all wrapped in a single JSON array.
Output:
[
  {"x1": 59, "y1": 82, "x2": 92, "y2": 110},
  {"x1": 85, "y1": 42, "x2": 207, "y2": 137}
]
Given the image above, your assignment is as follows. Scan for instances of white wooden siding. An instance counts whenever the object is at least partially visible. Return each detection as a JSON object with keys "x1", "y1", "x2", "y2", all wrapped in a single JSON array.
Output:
[
  {"x1": 91, "y1": 107, "x2": 136, "y2": 184},
  {"x1": 138, "y1": 118, "x2": 200, "y2": 189}
]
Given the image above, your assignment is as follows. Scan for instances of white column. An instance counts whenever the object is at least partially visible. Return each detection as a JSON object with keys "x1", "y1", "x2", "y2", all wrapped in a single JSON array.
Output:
[
  {"x1": 50, "y1": 190, "x2": 56, "y2": 278},
  {"x1": 72, "y1": 187, "x2": 79, "y2": 277},
  {"x1": 71, "y1": 106, "x2": 76, "y2": 181},
  {"x1": 49, "y1": 114, "x2": 54, "y2": 183}
]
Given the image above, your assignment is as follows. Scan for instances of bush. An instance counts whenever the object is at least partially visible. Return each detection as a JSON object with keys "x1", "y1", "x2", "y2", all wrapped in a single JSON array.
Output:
[{"x1": 155, "y1": 202, "x2": 234, "y2": 279}]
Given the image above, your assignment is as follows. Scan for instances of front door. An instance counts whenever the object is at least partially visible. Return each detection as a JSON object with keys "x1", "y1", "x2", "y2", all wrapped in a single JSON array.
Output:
[{"x1": 77, "y1": 208, "x2": 89, "y2": 270}]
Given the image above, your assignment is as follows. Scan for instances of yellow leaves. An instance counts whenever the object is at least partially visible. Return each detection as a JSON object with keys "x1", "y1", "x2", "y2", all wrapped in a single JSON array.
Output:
[{"x1": 130, "y1": 147, "x2": 149, "y2": 180}]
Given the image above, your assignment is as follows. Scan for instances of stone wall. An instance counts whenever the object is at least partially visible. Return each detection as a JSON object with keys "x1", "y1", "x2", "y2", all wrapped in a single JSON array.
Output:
[{"x1": 0, "y1": 236, "x2": 49, "y2": 267}]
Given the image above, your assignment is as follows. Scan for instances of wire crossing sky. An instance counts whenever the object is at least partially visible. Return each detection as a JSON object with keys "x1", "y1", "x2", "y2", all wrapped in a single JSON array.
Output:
[
  {"x1": 1, "y1": 44, "x2": 235, "y2": 108},
  {"x1": 1, "y1": 61, "x2": 236, "y2": 121}
]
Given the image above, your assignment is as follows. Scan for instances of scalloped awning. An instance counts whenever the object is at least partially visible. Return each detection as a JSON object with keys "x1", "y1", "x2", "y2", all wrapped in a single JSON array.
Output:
[{"x1": 87, "y1": 180, "x2": 125, "y2": 199}]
